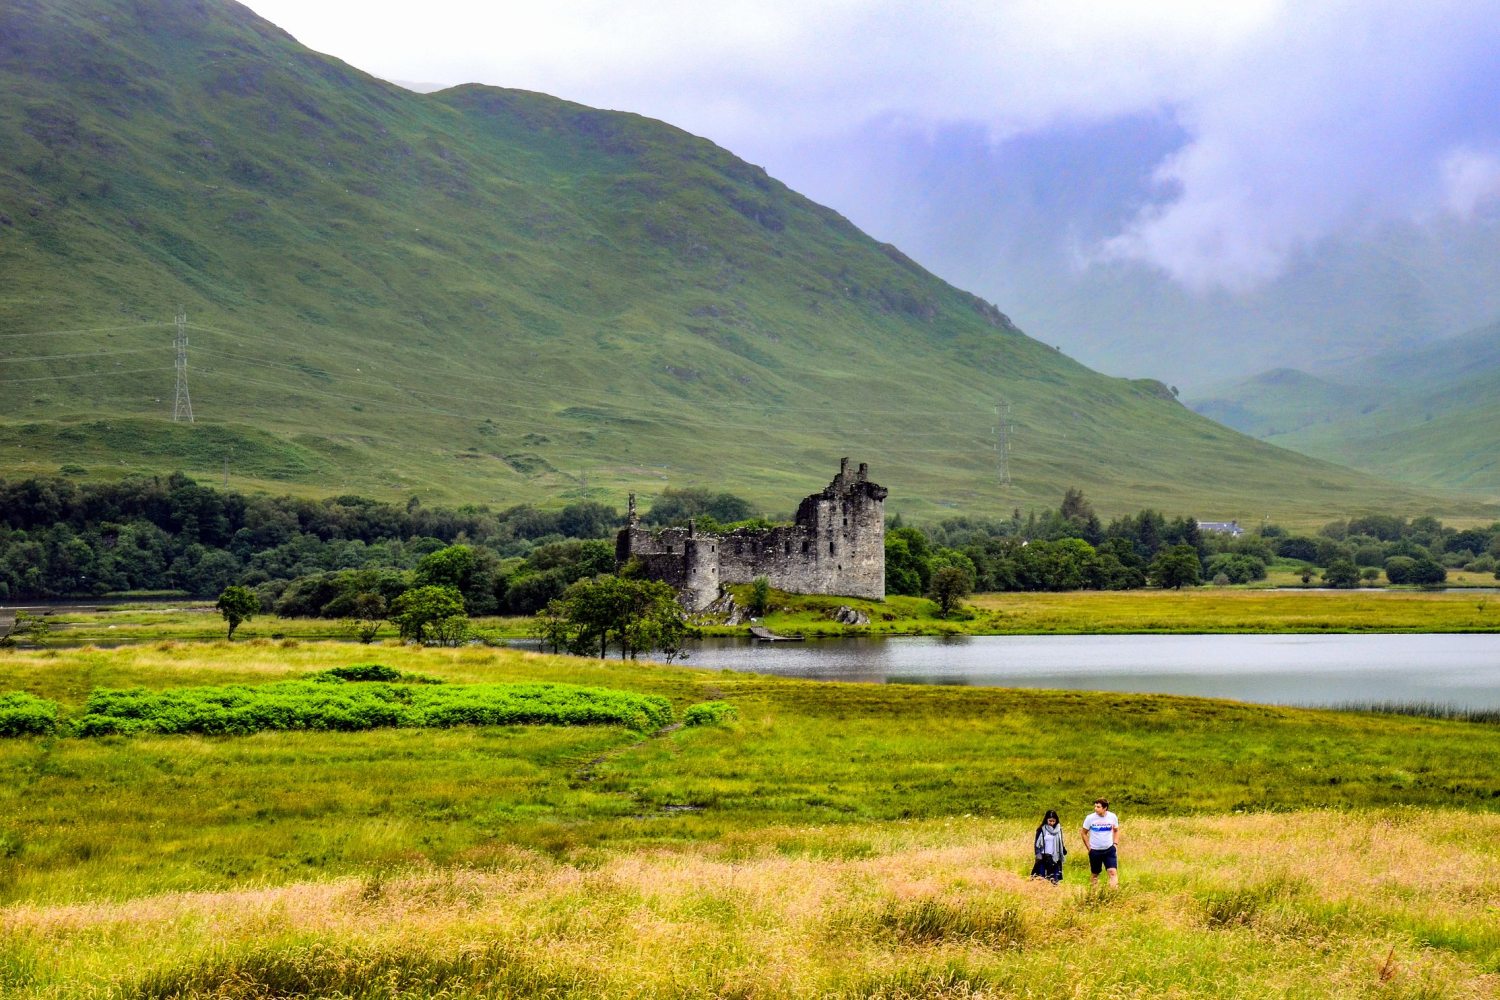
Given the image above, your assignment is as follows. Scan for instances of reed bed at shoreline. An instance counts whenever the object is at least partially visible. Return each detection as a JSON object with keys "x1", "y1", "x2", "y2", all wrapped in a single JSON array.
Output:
[
  {"x1": 3, "y1": 811, "x2": 1497, "y2": 998},
  {"x1": 1329, "y1": 701, "x2": 1500, "y2": 724}
]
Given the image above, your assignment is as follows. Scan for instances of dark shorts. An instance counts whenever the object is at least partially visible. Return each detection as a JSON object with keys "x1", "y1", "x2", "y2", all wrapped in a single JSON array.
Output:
[{"x1": 1088, "y1": 846, "x2": 1118, "y2": 874}]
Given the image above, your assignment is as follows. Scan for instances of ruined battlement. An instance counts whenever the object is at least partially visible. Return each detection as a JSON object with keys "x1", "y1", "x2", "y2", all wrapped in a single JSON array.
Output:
[{"x1": 617, "y1": 459, "x2": 887, "y2": 610}]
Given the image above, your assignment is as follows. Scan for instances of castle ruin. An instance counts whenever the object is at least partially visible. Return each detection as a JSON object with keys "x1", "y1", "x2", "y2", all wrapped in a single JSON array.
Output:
[{"x1": 616, "y1": 459, "x2": 887, "y2": 610}]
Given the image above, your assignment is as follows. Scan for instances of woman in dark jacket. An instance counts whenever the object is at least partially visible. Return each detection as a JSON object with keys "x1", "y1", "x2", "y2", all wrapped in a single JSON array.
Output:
[{"x1": 1030, "y1": 809, "x2": 1066, "y2": 883}]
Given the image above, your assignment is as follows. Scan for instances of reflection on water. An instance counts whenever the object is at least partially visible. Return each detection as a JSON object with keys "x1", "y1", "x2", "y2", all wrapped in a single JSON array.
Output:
[{"x1": 516, "y1": 633, "x2": 1500, "y2": 710}]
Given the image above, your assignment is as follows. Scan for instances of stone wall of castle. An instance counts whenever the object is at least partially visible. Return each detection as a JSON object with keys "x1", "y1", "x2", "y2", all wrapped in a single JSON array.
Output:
[{"x1": 616, "y1": 459, "x2": 887, "y2": 610}]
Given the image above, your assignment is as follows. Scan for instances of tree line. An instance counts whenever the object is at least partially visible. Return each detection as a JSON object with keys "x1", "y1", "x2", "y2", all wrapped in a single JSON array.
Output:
[
  {"x1": 883, "y1": 489, "x2": 1500, "y2": 595},
  {"x1": 5, "y1": 475, "x2": 1496, "y2": 614},
  {"x1": 0, "y1": 474, "x2": 734, "y2": 603},
  {"x1": 884, "y1": 490, "x2": 1211, "y2": 596}
]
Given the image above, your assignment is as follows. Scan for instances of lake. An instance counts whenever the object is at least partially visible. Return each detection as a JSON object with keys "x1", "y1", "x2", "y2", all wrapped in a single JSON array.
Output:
[{"x1": 521, "y1": 634, "x2": 1500, "y2": 710}]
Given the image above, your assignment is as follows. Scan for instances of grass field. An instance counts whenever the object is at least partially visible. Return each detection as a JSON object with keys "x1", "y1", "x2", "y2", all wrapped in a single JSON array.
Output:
[
  {"x1": 5, "y1": 812, "x2": 1496, "y2": 998},
  {"x1": 13, "y1": 587, "x2": 1500, "y2": 650},
  {"x1": 1, "y1": 641, "x2": 1498, "y2": 995},
  {"x1": 17, "y1": 587, "x2": 1500, "y2": 650},
  {"x1": 718, "y1": 587, "x2": 1500, "y2": 637}
]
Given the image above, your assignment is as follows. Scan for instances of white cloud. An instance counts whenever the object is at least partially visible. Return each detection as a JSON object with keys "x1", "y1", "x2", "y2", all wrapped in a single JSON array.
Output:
[
  {"x1": 241, "y1": 1, "x2": 1272, "y2": 137},
  {"x1": 242, "y1": 0, "x2": 1500, "y2": 293},
  {"x1": 1440, "y1": 147, "x2": 1500, "y2": 218},
  {"x1": 1099, "y1": 3, "x2": 1500, "y2": 289}
]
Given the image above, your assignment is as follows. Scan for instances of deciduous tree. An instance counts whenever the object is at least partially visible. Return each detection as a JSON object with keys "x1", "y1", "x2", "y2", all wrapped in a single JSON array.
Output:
[
  {"x1": 748, "y1": 576, "x2": 771, "y2": 617},
  {"x1": 215, "y1": 585, "x2": 259, "y2": 639},
  {"x1": 929, "y1": 566, "x2": 971, "y2": 618},
  {"x1": 389, "y1": 585, "x2": 465, "y2": 643},
  {"x1": 1322, "y1": 558, "x2": 1360, "y2": 589},
  {"x1": 534, "y1": 575, "x2": 690, "y2": 659},
  {"x1": 1148, "y1": 545, "x2": 1201, "y2": 590}
]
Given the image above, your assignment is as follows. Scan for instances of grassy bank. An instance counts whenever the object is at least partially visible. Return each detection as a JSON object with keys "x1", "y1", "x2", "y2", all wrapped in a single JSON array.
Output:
[
  {"x1": 715, "y1": 587, "x2": 1500, "y2": 637},
  {"x1": 2, "y1": 641, "x2": 1498, "y2": 995}
]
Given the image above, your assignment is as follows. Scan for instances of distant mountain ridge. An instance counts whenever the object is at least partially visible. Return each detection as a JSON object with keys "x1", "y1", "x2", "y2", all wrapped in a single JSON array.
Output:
[
  {"x1": 1188, "y1": 321, "x2": 1500, "y2": 495},
  {"x1": 0, "y1": 0, "x2": 1488, "y2": 522}
]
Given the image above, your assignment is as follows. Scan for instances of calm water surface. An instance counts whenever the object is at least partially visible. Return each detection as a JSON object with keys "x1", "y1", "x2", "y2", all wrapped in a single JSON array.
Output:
[{"x1": 543, "y1": 634, "x2": 1500, "y2": 710}]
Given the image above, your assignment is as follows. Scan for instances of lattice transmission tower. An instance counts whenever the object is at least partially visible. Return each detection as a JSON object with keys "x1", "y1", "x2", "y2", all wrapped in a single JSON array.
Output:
[
  {"x1": 172, "y1": 307, "x2": 193, "y2": 423},
  {"x1": 994, "y1": 400, "x2": 1012, "y2": 488}
]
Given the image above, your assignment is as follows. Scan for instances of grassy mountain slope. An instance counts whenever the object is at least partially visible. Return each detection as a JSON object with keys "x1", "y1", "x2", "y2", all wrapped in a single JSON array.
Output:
[
  {"x1": 1189, "y1": 323, "x2": 1500, "y2": 495},
  {"x1": 1, "y1": 0, "x2": 1489, "y2": 522},
  {"x1": 1189, "y1": 368, "x2": 1381, "y2": 440}
]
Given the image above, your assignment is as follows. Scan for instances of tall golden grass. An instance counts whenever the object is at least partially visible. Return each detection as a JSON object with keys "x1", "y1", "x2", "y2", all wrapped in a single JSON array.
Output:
[{"x1": 5, "y1": 811, "x2": 1496, "y2": 998}]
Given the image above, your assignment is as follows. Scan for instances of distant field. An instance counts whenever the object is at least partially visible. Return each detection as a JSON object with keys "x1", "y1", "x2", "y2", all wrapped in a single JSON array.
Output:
[
  {"x1": 731, "y1": 587, "x2": 1500, "y2": 637},
  {"x1": 13, "y1": 587, "x2": 1500, "y2": 648},
  {"x1": 1, "y1": 641, "x2": 1497, "y2": 996},
  {"x1": 965, "y1": 588, "x2": 1500, "y2": 634}
]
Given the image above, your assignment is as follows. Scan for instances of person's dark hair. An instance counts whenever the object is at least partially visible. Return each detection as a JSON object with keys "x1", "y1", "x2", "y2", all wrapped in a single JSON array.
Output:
[
  {"x1": 1094, "y1": 798, "x2": 1109, "y2": 809},
  {"x1": 1036, "y1": 808, "x2": 1061, "y2": 835}
]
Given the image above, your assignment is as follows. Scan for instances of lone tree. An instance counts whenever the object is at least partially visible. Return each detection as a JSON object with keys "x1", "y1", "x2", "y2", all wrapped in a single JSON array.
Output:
[
  {"x1": 928, "y1": 565, "x2": 971, "y2": 618},
  {"x1": 747, "y1": 576, "x2": 772, "y2": 617},
  {"x1": 215, "y1": 585, "x2": 259, "y2": 640}
]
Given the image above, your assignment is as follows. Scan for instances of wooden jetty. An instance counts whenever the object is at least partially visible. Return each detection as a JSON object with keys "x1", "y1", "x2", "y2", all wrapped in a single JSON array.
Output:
[{"x1": 749, "y1": 625, "x2": 804, "y2": 642}]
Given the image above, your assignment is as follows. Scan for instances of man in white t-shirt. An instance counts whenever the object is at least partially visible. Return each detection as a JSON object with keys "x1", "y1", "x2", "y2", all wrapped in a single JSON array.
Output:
[{"x1": 1080, "y1": 798, "x2": 1121, "y2": 887}]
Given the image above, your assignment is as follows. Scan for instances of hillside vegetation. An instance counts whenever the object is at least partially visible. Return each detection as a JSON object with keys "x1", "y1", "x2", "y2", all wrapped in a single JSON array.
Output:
[
  {"x1": 1, "y1": 0, "x2": 1489, "y2": 522},
  {"x1": 1190, "y1": 321, "x2": 1500, "y2": 496}
]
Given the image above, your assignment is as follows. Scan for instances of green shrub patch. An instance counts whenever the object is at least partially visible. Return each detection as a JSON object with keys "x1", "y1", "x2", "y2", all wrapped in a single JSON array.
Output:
[
  {"x1": 70, "y1": 681, "x2": 671, "y2": 737},
  {"x1": 310, "y1": 664, "x2": 444, "y2": 684},
  {"x1": 0, "y1": 691, "x2": 59, "y2": 737},
  {"x1": 682, "y1": 701, "x2": 738, "y2": 726}
]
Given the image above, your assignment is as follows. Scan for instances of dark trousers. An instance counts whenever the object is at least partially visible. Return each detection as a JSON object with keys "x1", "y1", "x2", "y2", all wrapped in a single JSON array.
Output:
[{"x1": 1030, "y1": 856, "x2": 1063, "y2": 883}]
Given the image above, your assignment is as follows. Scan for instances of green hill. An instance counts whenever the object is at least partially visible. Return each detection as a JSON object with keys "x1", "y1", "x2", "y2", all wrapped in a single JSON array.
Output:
[
  {"x1": 1189, "y1": 323, "x2": 1500, "y2": 496},
  {"x1": 1189, "y1": 368, "x2": 1381, "y2": 440},
  {"x1": 1, "y1": 0, "x2": 1489, "y2": 523}
]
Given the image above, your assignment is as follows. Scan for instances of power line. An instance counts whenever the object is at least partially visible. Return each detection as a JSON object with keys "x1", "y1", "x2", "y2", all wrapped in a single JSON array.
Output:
[
  {"x1": 0, "y1": 347, "x2": 997, "y2": 454},
  {"x1": 0, "y1": 322, "x2": 168, "y2": 340},
  {"x1": 0, "y1": 316, "x2": 997, "y2": 421},
  {"x1": 176, "y1": 369, "x2": 989, "y2": 465},
  {"x1": 182, "y1": 320, "x2": 985, "y2": 419},
  {"x1": 0, "y1": 367, "x2": 167, "y2": 385},
  {"x1": 0, "y1": 316, "x2": 1004, "y2": 458},
  {"x1": 189, "y1": 357, "x2": 992, "y2": 444},
  {"x1": 0, "y1": 347, "x2": 166, "y2": 363}
]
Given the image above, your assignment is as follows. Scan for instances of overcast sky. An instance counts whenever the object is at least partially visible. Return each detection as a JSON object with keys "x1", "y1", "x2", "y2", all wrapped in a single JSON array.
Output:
[{"x1": 241, "y1": 1, "x2": 1500, "y2": 380}]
